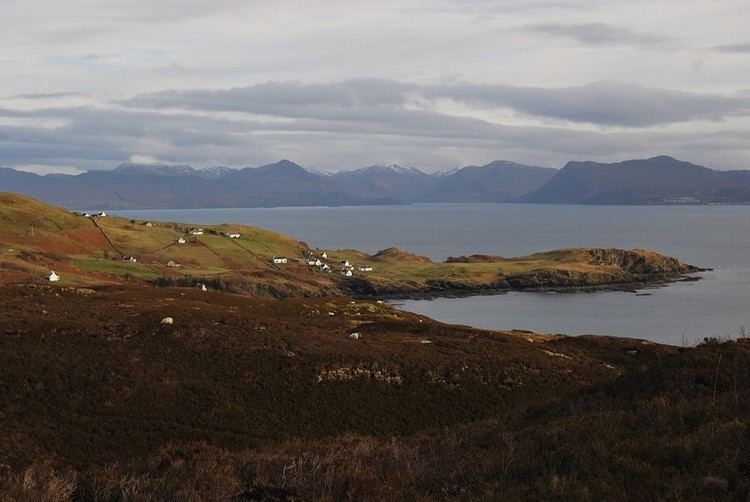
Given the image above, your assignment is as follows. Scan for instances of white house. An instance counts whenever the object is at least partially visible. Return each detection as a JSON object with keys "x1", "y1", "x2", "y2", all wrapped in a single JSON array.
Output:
[
  {"x1": 122, "y1": 256, "x2": 137, "y2": 263},
  {"x1": 177, "y1": 237, "x2": 187, "y2": 244},
  {"x1": 189, "y1": 229, "x2": 204, "y2": 236},
  {"x1": 145, "y1": 222, "x2": 153, "y2": 227},
  {"x1": 167, "y1": 260, "x2": 179, "y2": 268},
  {"x1": 321, "y1": 263, "x2": 331, "y2": 271},
  {"x1": 341, "y1": 268, "x2": 353, "y2": 277},
  {"x1": 358, "y1": 265, "x2": 373, "y2": 272},
  {"x1": 225, "y1": 232, "x2": 241, "y2": 239},
  {"x1": 197, "y1": 283, "x2": 208, "y2": 291},
  {"x1": 48, "y1": 271, "x2": 60, "y2": 282},
  {"x1": 272, "y1": 256, "x2": 288, "y2": 264},
  {"x1": 321, "y1": 251, "x2": 328, "y2": 259},
  {"x1": 308, "y1": 258, "x2": 323, "y2": 267},
  {"x1": 339, "y1": 259, "x2": 351, "y2": 267}
]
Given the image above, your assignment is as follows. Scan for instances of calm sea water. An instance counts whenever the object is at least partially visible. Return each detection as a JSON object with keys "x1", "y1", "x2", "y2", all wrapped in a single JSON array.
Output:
[{"x1": 116, "y1": 204, "x2": 750, "y2": 345}]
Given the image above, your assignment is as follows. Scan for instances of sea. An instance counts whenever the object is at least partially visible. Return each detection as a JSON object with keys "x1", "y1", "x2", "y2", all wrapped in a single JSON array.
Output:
[{"x1": 115, "y1": 203, "x2": 750, "y2": 346}]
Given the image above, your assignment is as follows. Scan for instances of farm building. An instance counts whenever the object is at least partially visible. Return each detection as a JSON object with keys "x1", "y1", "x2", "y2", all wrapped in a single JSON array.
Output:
[
  {"x1": 48, "y1": 271, "x2": 60, "y2": 282},
  {"x1": 272, "y1": 256, "x2": 288, "y2": 264}
]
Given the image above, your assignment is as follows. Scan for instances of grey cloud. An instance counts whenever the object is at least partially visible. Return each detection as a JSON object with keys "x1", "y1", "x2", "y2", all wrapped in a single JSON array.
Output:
[
  {"x1": 124, "y1": 79, "x2": 414, "y2": 117},
  {"x1": 522, "y1": 22, "x2": 673, "y2": 47},
  {"x1": 712, "y1": 43, "x2": 750, "y2": 53},
  {"x1": 428, "y1": 81, "x2": 750, "y2": 127},
  {"x1": 126, "y1": 80, "x2": 750, "y2": 128},
  {"x1": 1, "y1": 97, "x2": 750, "y2": 172},
  {"x1": 11, "y1": 91, "x2": 82, "y2": 100}
]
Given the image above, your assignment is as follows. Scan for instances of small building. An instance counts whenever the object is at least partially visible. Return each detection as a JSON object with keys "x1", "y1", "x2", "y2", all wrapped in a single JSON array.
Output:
[
  {"x1": 188, "y1": 228, "x2": 204, "y2": 236},
  {"x1": 144, "y1": 222, "x2": 153, "y2": 227},
  {"x1": 341, "y1": 268, "x2": 353, "y2": 277},
  {"x1": 224, "y1": 232, "x2": 241, "y2": 239},
  {"x1": 320, "y1": 251, "x2": 328, "y2": 259},
  {"x1": 321, "y1": 263, "x2": 331, "y2": 271},
  {"x1": 177, "y1": 237, "x2": 187, "y2": 244},
  {"x1": 196, "y1": 283, "x2": 208, "y2": 292},
  {"x1": 339, "y1": 259, "x2": 351, "y2": 267},
  {"x1": 358, "y1": 265, "x2": 373, "y2": 272},
  {"x1": 122, "y1": 256, "x2": 137, "y2": 263},
  {"x1": 167, "y1": 260, "x2": 179, "y2": 268},
  {"x1": 308, "y1": 258, "x2": 323, "y2": 267},
  {"x1": 91, "y1": 211, "x2": 107, "y2": 218},
  {"x1": 272, "y1": 256, "x2": 288, "y2": 264},
  {"x1": 48, "y1": 271, "x2": 60, "y2": 282}
]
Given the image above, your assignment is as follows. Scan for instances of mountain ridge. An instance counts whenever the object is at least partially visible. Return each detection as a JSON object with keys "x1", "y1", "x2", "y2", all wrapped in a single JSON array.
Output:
[{"x1": 2, "y1": 155, "x2": 749, "y2": 208}]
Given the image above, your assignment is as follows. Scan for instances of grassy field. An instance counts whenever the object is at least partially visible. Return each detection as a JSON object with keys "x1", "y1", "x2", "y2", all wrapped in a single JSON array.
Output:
[{"x1": 0, "y1": 193, "x2": 698, "y2": 297}]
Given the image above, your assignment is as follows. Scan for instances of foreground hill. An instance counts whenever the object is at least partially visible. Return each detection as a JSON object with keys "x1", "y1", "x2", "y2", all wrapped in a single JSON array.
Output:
[
  {"x1": 0, "y1": 283, "x2": 748, "y2": 500},
  {"x1": 524, "y1": 155, "x2": 750, "y2": 204},
  {"x1": 0, "y1": 194, "x2": 699, "y2": 298}
]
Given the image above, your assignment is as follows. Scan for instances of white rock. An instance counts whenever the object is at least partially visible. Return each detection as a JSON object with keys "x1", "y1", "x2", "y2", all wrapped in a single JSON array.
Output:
[
  {"x1": 348, "y1": 332, "x2": 361, "y2": 340},
  {"x1": 161, "y1": 317, "x2": 174, "y2": 325}
]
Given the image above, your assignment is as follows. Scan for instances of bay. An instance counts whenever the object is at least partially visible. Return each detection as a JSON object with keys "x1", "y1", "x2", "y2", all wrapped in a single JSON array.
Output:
[{"x1": 116, "y1": 203, "x2": 750, "y2": 345}]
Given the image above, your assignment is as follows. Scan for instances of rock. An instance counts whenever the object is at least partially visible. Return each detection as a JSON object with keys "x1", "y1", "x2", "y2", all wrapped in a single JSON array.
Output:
[
  {"x1": 161, "y1": 317, "x2": 174, "y2": 325},
  {"x1": 348, "y1": 332, "x2": 360, "y2": 340}
]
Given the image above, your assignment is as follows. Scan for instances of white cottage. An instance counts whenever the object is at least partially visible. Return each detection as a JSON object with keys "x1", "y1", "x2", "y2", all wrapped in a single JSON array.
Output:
[
  {"x1": 272, "y1": 256, "x2": 288, "y2": 264},
  {"x1": 341, "y1": 268, "x2": 353, "y2": 277},
  {"x1": 177, "y1": 237, "x2": 187, "y2": 244},
  {"x1": 48, "y1": 271, "x2": 60, "y2": 282}
]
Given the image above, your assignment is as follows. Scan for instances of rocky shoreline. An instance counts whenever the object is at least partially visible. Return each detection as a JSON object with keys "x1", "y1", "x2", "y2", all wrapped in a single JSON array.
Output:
[{"x1": 346, "y1": 267, "x2": 706, "y2": 301}]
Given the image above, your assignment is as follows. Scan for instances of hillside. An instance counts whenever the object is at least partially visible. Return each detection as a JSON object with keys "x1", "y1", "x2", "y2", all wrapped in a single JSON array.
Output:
[
  {"x1": 524, "y1": 155, "x2": 750, "y2": 204},
  {"x1": 1, "y1": 282, "x2": 749, "y2": 500},
  {"x1": 0, "y1": 194, "x2": 699, "y2": 298}
]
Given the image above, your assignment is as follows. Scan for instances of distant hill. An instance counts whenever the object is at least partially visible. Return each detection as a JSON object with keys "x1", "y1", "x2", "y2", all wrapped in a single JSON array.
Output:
[
  {"x1": 423, "y1": 160, "x2": 557, "y2": 202},
  {"x1": 0, "y1": 159, "x2": 556, "y2": 209},
  {"x1": 524, "y1": 156, "x2": 750, "y2": 204},
  {"x1": 0, "y1": 160, "x2": 367, "y2": 209},
  {"x1": 2, "y1": 155, "x2": 749, "y2": 208},
  {"x1": 330, "y1": 164, "x2": 437, "y2": 202}
]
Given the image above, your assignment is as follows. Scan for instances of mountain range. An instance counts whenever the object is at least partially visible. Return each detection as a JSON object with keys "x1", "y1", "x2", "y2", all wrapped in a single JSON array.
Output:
[{"x1": 1, "y1": 155, "x2": 748, "y2": 209}]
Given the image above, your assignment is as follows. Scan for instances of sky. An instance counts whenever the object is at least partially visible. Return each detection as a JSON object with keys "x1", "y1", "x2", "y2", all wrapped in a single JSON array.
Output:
[{"x1": 1, "y1": 0, "x2": 750, "y2": 174}]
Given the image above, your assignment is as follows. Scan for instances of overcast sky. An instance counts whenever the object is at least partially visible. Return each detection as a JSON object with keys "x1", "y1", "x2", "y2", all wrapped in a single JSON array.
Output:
[{"x1": 1, "y1": 0, "x2": 750, "y2": 173}]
